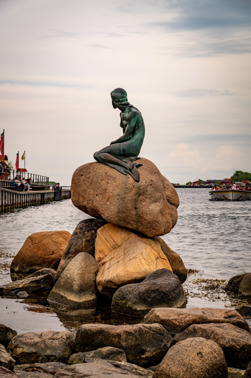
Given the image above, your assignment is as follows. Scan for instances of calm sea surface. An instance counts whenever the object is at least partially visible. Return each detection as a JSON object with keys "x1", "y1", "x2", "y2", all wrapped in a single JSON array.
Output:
[{"x1": 0, "y1": 188, "x2": 250, "y2": 332}]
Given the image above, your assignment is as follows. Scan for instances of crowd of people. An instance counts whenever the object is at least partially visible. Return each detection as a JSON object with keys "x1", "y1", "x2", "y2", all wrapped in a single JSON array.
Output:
[
  {"x1": 12, "y1": 177, "x2": 31, "y2": 191},
  {"x1": 211, "y1": 183, "x2": 251, "y2": 191}
]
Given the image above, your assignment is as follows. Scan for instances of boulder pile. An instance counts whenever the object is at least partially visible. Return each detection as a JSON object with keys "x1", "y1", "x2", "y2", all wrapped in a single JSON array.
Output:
[{"x1": 1, "y1": 158, "x2": 250, "y2": 376}]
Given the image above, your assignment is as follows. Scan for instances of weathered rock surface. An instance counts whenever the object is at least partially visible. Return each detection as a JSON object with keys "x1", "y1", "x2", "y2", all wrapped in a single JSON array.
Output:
[
  {"x1": 144, "y1": 307, "x2": 249, "y2": 334},
  {"x1": 0, "y1": 366, "x2": 18, "y2": 377},
  {"x1": 54, "y1": 360, "x2": 154, "y2": 377},
  {"x1": 95, "y1": 224, "x2": 173, "y2": 296},
  {"x1": 174, "y1": 322, "x2": 251, "y2": 369},
  {"x1": 75, "y1": 323, "x2": 172, "y2": 367},
  {"x1": 226, "y1": 273, "x2": 251, "y2": 297},
  {"x1": 0, "y1": 325, "x2": 17, "y2": 348},
  {"x1": 245, "y1": 361, "x2": 251, "y2": 377},
  {"x1": 14, "y1": 362, "x2": 67, "y2": 377},
  {"x1": 10, "y1": 231, "x2": 71, "y2": 280},
  {"x1": 0, "y1": 270, "x2": 55, "y2": 297},
  {"x1": 0, "y1": 344, "x2": 16, "y2": 371},
  {"x1": 155, "y1": 237, "x2": 187, "y2": 283},
  {"x1": 71, "y1": 158, "x2": 179, "y2": 237},
  {"x1": 8, "y1": 331, "x2": 74, "y2": 364},
  {"x1": 48, "y1": 252, "x2": 98, "y2": 313},
  {"x1": 55, "y1": 218, "x2": 106, "y2": 280},
  {"x1": 153, "y1": 337, "x2": 227, "y2": 378},
  {"x1": 228, "y1": 367, "x2": 246, "y2": 377},
  {"x1": 112, "y1": 269, "x2": 186, "y2": 317},
  {"x1": 68, "y1": 346, "x2": 127, "y2": 364}
]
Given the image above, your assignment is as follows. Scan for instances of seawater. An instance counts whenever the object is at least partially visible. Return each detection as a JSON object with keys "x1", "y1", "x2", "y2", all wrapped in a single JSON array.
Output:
[{"x1": 0, "y1": 188, "x2": 250, "y2": 332}]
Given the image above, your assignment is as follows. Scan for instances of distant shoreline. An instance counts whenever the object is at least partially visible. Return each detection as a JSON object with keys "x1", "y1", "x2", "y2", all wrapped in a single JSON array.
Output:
[{"x1": 173, "y1": 185, "x2": 210, "y2": 189}]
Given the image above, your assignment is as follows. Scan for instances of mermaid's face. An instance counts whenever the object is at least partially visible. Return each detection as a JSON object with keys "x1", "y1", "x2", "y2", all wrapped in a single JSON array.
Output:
[{"x1": 112, "y1": 99, "x2": 117, "y2": 109}]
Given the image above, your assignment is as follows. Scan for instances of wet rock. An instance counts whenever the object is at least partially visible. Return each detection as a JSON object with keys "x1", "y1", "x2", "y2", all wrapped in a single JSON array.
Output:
[
  {"x1": 112, "y1": 269, "x2": 186, "y2": 317},
  {"x1": 14, "y1": 362, "x2": 67, "y2": 377},
  {"x1": 8, "y1": 331, "x2": 74, "y2": 364},
  {"x1": 226, "y1": 273, "x2": 251, "y2": 298},
  {"x1": 228, "y1": 367, "x2": 246, "y2": 377},
  {"x1": 54, "y1": 359, "x2": 154, "y2": 377},
  {"x1": 55, "y1": 218, "x2": 106, "y2": 280},
  {"x1": 95, "y1": 224, "x2": 173, "y2": 297},
  {"x1": 68, "y1": 346, "x2": 127, "y2": 364},
  {"x1": 174, "y1": 322, "x2": 251, "y2": 369},
  {"x1": 71, "y1": 158, "x2": 179, "y2": 237},
  {"x1": 0, "y1": 344, "x2": 16, "y2": 371},
  {"x1": 0, "y1": 325, "x2": 17, "y2": 348},
  {"x1": 10, "y1": 231, "x2": 71, "y2": 280},
  {"x1": 155, "y1": 237, "x2": 187, "y2": 283},
  {"x1": 48, "y1": 252, "x2": 98, "y2": 312},
  {"x1": 153, "y1": 337, "x2": 227, "y2": 378},
  {"x1": 75, "y1": 323, "x2": 172, "y2": 367},
  {"x1": 0, "y1": 366, "x2": 18, "y2": 377},
  {"x1": 144, "y1": 307, "x2": 249, "y2": 334},
  {"x1": 0, "y1": 271, "x2": 54, "y2": 297},
  {"x1": 237, "y1": 305, "x2": 251, "y2": 318}
]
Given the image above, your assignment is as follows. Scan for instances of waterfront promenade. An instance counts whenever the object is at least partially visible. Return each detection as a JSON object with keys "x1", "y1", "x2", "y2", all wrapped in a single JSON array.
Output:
[{"x1": 0, "y1": 180, "x2": 71, "y2": 212}]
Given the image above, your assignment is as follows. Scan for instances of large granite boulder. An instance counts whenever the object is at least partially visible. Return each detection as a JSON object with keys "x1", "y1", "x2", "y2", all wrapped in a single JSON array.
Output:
[
  {"x1": 154, "y1": 337, "x2": 227, "y2": 378},
  {"x1": 0, "y1": 344, "x2": 16, "y2": 371},
  {"x1": 48, "y1": 252, "x2": 98, "y2": 313},
  {"x1": 55, "y1": 218, "x2": 106, "y2": 280},
  {"x1": 144, "y1": 307, "x2": 249, "y2": 334},
  {"x1": 10, "y1": 231, "x2": 71, "y2": 280},
  {"x1": 226, "y1": 273, "x2": 251, "y2": 298},
  {"x1": 112, "y1": 269, "x2": 186, "y2": 317},
  {"x1": 0, "y1": 269, "x2": 55, "y2": 297},
  {"x1": 75, "y1": 323, "x2": 172, "y2": 367},
  {"x1": 71, "y1": 158, "x2": 179, "y2": 237},
  {"x1": 68, "y1": 346, "x2": 127, "y2": 364},
  {"x1": 95, "y1": 224, "x2": 173, "y2": 296},
  {"x1": 174, "y1": 323, "x2": 251, "y2": 369},
  {"x1": 8, "y1": 331, "x2": 74, "y2": 364}
]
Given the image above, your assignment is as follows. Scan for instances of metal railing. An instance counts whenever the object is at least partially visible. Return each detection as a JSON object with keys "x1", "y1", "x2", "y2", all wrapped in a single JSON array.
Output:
[{"x1": 8, "y1": 170, "x2": 49, "y2": 184}]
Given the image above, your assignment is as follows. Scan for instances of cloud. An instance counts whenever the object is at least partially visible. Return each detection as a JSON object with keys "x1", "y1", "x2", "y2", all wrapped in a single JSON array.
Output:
[
  {"x1": 0, "y1": 80, "x2": 91, "y2": 89},
  {"x1": 172, "y1": 88, "x2": 234, "y2": 98}
]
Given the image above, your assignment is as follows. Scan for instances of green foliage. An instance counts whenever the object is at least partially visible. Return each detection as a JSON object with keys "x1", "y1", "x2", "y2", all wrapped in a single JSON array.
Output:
[
  {"x1": 186, "y1": 181, "x2": 192, "y2": 186},
  {"x1": 230, "y1": 170, "x2": 251, "y2": 183}
]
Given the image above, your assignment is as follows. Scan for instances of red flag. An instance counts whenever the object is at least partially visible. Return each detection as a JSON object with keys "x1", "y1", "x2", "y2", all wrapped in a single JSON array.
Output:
[
  {"x1": 15, "y1": 152, "x2": 19, "y2": 170},
  {"x1": 0, "y1": 131, "x2": 4, "y2": 155}
]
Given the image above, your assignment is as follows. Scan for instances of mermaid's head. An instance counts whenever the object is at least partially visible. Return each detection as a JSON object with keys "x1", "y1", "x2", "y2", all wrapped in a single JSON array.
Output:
[{"x1": 111, "y1": 88, "x2": 129, "y2": 107}]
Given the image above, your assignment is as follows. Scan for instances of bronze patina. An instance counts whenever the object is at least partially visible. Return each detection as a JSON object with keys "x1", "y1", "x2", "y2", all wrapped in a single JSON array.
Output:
[{"x1": 94, "y1": 88, "x2": 145, "y2": 182}]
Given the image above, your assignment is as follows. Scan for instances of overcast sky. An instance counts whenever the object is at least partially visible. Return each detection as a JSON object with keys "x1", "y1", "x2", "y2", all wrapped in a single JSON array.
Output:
[{"x1": 1, "y1": 0, "x2": 251, "y2": 185}]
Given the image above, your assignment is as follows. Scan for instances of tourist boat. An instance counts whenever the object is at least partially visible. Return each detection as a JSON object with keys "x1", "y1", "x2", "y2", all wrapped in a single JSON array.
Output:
[{"x1": 209, "y1": 189, "x2": 251, "y2": 201}]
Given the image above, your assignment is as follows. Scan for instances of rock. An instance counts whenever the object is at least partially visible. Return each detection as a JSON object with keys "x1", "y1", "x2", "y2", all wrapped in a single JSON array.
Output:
[
  {"x1": 8, "y1": 331, "x2": 74, "y2": 364},
  {"x1": 55, "y1": 218, "x2": 106, "y2": 280},
  {"x1": 75, "y1": 323, "x2": 172, "y2": 367},
  {"x1": 112, "y1": 269, "x2": 186, "y2": 317},
  {"x1": 54, "y1": 359, "x2": 154, "y2": 377},
  {"x1": 10, "y1": 231, "x2": 71, "y2": 280},
  {"x1": 228, "y1": 367, "x2": 246, "y2": 377},
  {"x1": 95, "y1": 224, "x2": 173, "y2": 296},
  {"x1": 48, "y1": 252, "x2": 98, "y2": 313},
  {"x1": 0, "y1": 366, "x2": 18, "y2": 377},
  {"x1": 0, "y1": 344, "x2": 16, "y2": 371},
  {"x1": 245, "y1": 361, "x2": 251, "y2": 377},
  {"x1": 0, "y1": 325, "x2": 17, "y2": 348},
  {"x1": 239, "y1": 274, "x2": 251, "y2": 297},
  {"x1": 237, "y1": 306, "x2": 251, "y2": 318},
  {"x1": 14, "y1": 362, "x2": 67, "y2": 377},
  {"x1": 153, "y1": 337, "x2": 227, "y2": 378},
  {"x1": 71, "y1": 158, "x2": 179, "y2": 237},
  {"x1": 174, "y1": 322, "x2": 251, "y2": 369},
  {"x1": 226, "y1": 273, "x2": 251, "y2": 297},
  {"x1": 144, "y1": 307, "x2": 249, "y2": 334},
  {"x1": 155, "y1": 237, "x2": 187, "y2": 283},
  {"x1": 0, "y1": 271, "x2": 54, "y2": 297},
  {"x1": 68, "y1": 346, "x2": 127, "y2": 364}
]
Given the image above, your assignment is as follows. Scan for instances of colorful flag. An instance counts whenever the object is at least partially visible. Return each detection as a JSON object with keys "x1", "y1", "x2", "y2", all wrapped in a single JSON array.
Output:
[
  {"x1": 21, "y1": 151, "x2": 25, "y2": 160},
  {"x1": 0, "y1": 131, "x2": 4, "y2": 155},
  {"x1": 15, "y1": 152, "x2": 19, "y2": 170}
]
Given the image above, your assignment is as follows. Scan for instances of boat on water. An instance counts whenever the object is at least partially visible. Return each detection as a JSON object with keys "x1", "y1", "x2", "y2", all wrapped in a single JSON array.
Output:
[{"x1": 209, "y1": 189, "x2": 251, "y2": 201}]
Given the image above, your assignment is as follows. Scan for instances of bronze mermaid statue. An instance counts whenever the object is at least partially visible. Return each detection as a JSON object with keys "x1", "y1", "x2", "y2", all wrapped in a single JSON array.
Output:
[{"x1": 94, "y1": 88, "x2": 145, "y2": 182}]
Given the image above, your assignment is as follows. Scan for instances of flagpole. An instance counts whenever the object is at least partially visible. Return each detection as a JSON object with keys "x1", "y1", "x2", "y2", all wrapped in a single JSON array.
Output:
[{"x1": 24, "y1": 150, "x2": 26, "y2": 170}]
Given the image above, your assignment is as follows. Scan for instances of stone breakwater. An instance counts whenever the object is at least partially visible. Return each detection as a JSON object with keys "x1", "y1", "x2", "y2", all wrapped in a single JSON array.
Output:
[
  {"x1": 0, "y1": 307, "x2": 250, "y2": 377},
  {"x1": 1, "y1": 158, "x2": 251, "y2": 376}
]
